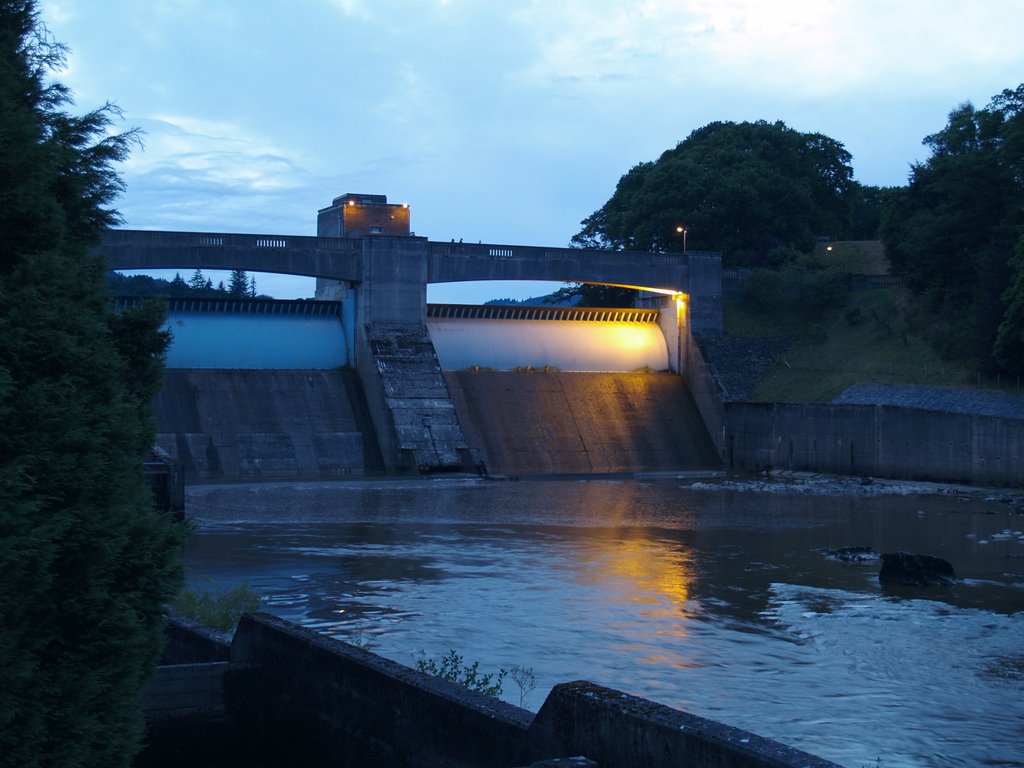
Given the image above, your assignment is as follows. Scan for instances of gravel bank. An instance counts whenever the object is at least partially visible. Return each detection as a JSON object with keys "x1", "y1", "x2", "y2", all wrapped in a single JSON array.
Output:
[
  {"x1": 833, "y1": 383, "x2": 1024, "y2": 420},
  {"x1": 694, "y1": 333, "x2": 793, "y2": 400}
]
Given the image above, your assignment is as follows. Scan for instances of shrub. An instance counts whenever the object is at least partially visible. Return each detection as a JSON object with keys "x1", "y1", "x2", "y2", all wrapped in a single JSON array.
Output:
[
  {"x1": 415, "y1": 650, "x2": 507, "y2": 697},
  {"x1": 172, "y1": 577, "x2": 262, "y2": 632}
]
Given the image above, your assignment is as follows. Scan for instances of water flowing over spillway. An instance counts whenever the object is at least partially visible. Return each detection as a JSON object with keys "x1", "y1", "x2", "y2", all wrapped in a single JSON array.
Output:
[{"x1": 183, "y1": 476, "x2": 1024, "y2": 768}]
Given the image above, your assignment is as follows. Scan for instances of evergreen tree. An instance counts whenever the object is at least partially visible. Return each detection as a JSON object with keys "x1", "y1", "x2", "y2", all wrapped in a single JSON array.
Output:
[
  {"x1": 228, "y1": 268, "x2": 249, "y2": 296},
  {"x1": 187, "y1": 267, "x2": 206, "y2": 292},
  {"x1": 0, "y1": 3, "x2": 183, "y2": 766}
]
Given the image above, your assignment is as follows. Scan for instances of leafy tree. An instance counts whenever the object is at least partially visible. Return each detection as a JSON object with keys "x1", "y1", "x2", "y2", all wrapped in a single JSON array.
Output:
[
  {"x1": 544, "y1": 283, "x2": 637, "y2": 308},
  {"x1": 994, "y1": 233, "x2": 1024, "y2": 374},
  {"x1": 849, "y1": 183, "x2": 897, "y2": 240},
  {"x1": 572, "y1": 120, "x2": 857, "y2": 266},
  {"x1": 881, "y1": 83, "x2": 1024, "y2": 370},
  {"x1": 0, "y1": 3, "x2": 183, "y2": 766}
]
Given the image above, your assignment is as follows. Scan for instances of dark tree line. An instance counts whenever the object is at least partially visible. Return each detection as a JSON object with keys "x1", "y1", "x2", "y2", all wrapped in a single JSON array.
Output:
[
  {"x1": 882, "y1": 84, "x2": 1024, "y2": 373},
  {"x1": 0, "y1": 3, "x2": 183, "y2": 766},
  {"x1": 573, "y1": 94, "x2": 1024, "y2": 374},
  {"x1": 109, "y1": 266, "x2": 261, "y2": 298},
  {"x1": 572, "y1": 119, "x2": 884, "y2": 266}
]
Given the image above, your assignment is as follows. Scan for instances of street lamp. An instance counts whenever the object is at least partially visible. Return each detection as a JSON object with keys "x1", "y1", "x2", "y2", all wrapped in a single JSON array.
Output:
[{"x1": 675, "y1": 225, "x2": 688, "y2": 254}]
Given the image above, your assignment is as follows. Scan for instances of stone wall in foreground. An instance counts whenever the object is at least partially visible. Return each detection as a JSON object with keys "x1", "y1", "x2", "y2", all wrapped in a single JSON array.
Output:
[{"x1": 139, "y1": 613, "x2": 840, "y2": 768}]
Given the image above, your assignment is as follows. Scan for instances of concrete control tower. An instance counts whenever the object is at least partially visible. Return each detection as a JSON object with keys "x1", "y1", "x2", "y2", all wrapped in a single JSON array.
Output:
[{"x1": 316, "y1": 193, "x2": 411, "y2": 238}]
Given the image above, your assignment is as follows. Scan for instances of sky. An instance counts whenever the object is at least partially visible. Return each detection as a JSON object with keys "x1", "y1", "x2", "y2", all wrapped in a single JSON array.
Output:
[{"x1": 41, "y1": 0, "x2": 1024, "y2": 302}]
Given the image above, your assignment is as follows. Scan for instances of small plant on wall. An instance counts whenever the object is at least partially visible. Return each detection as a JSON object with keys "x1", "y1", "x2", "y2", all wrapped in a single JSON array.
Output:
[{"x1": 172, "y1": 576, "x2": 263, "y2": 632}]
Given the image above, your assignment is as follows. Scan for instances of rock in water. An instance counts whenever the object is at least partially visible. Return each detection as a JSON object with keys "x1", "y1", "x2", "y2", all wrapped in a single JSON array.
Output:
[
  {"x1": 824, "y1": 546, "x2": 880, "y2": 563},
  {"x1": 879, "y1": 552, "x2": 956, "y2": 586}
]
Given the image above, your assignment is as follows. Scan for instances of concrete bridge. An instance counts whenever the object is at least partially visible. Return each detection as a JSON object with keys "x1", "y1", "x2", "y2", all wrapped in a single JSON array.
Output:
[{"x1": 99, "y1": 229, "x2": 723, "y2": 333}]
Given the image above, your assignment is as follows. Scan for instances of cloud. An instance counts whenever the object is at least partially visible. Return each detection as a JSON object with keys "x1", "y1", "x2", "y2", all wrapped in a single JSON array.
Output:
[
  {"x1": 509, "y1": 0, "x2": 1024, "y2": 99},
  {"x1": 328, "y1": 0, "x2": 372, "y2": 20}
]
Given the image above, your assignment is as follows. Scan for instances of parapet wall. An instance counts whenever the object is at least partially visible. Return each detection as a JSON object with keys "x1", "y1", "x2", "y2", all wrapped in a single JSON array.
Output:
[
  {"x1": 725, "y1": 402, "x2": 1024, "y2": 487},
  {"x1": 142, "y1": 613, "x2": 840, "y2": 768}
]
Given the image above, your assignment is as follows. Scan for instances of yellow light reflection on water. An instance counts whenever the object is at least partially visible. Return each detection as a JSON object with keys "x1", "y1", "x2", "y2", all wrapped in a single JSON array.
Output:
[{"x1": 576, "y1": 527, "x2": 696, "y2": 641}]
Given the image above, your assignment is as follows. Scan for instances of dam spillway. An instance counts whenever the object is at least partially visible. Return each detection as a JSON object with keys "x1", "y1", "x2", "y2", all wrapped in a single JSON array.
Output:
[
  {"x1": 150, "y1": 299, "x2": 720, "y2": 479},
  {"x1": 446, "y1": 370, "x2": 719, "y2": 476}
]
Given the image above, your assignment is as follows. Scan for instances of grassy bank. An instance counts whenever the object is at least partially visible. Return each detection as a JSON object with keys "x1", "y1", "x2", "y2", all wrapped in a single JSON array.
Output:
[{"x1": 721, "y1": 243, "x2": 1019, "y2": 402}]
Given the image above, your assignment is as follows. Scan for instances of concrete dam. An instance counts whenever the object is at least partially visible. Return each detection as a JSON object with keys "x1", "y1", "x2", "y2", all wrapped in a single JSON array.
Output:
[{"x1": 152, "y1": 299, "x2": 720, "y2": 479}]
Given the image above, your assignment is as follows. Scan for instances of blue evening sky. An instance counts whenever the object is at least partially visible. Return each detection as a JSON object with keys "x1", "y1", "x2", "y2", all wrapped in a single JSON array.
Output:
[{"x1": 41, "y1": 0, "x2": 1024, "y2": 302}]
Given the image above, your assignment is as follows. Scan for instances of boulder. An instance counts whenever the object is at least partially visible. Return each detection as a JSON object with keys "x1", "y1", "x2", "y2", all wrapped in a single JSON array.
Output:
[{"x1": 879, "y1": 552, "x2": 956, "y2": 586}]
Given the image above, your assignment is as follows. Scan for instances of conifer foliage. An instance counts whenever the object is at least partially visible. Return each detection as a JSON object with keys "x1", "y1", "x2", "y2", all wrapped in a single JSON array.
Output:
[{"x1": 0, "y1": 3, "x2": 183, "y2": 766}]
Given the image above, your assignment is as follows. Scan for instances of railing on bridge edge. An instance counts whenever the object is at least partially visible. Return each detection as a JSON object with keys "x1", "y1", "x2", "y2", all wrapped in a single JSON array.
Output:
[
  {"x1": 114, "y1": 296, "x2": 343, "y2": 317},
  {"x1": 428, "y1": 240, "x2": 695, "y2": 267},
  {"x1": 102, "y1": 229, "x2": 361, "y2": 254},
  {"x1": 427, "y1": 304, "x2": 662, "y2": 323}
]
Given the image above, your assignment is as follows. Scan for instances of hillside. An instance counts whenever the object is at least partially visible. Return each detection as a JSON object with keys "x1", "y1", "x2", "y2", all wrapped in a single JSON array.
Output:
[{"x1": 699, "y1": 242, "x2": 1023, "y2": 404}]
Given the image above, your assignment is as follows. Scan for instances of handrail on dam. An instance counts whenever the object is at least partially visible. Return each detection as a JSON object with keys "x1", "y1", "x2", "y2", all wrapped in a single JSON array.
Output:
[
  {"x1": 427, "y1": 303, "x2": 662, "y2": 322},
  {"x1": 115, "y1": 296, "x2": 343, "y2": 317},
  {"x1": 428, "y1": 239, "x2": 692, "y2": 267},
  {"x1": 102, "y1": 228, "x2": 360, "y2": 254}
]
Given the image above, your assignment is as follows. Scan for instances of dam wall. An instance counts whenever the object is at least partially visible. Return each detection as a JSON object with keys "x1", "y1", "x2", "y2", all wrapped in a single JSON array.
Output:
[
  {"x1": 154, "y1": 367, "x2": 721, "y2": 480},
  {"x1": 153, "y1": 368, "x2": 383, "y2": 481},
  {"x1": 428, "y1": 316, "x2": 669, "y2": 372}
]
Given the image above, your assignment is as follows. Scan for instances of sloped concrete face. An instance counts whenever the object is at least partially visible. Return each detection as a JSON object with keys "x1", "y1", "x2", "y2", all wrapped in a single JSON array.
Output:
[
  {"x1": 153, "y1": 369, "x2": 382, "y2": 481},
  {"x1": 445, "y1": 371, "x2": 721, "y2": 476}
]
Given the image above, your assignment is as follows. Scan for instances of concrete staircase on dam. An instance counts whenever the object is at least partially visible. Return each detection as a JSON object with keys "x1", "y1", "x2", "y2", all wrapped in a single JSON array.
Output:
[{"x1": 361, "y1": 323, "x2": 472, "y2": 472}]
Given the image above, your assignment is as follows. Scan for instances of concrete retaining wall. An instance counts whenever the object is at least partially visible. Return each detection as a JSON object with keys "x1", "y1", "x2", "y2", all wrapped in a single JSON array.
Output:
[
  {"x1": 142, "y1": 613, "x2": 839, "y2": 768},
  {"x1": 529, "y1": 681, "x2": 837, "y2": 768},
  {"x1": 725, "y1": 402, "x2": 1024, "y2": 487}
]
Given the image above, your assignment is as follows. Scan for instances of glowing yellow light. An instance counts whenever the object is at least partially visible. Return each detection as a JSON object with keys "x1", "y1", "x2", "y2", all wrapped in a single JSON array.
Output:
[
  {"x1": 347, "y1": 200, "x2": 356, "y2": 206},
  {"x1": 609, "y1": 323, "x2": 652, "y2": 349}
]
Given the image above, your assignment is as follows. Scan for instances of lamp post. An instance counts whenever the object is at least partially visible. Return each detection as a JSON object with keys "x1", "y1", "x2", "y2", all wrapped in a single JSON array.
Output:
[{"x1": 675, "y1": 225, "x2": 688, "y2": 254}]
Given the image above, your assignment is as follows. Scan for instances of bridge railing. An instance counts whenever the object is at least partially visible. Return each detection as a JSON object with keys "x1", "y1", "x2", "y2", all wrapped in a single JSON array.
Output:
[
  {"x1": 102, "y1": 229, "x2": 361, "y2": 254},
  {"x1": 427, "y1": 304, "x2": 662, "y2": 322},
  {"x1": 428, "y1": 240, "x2": 691, "y2": 267}
]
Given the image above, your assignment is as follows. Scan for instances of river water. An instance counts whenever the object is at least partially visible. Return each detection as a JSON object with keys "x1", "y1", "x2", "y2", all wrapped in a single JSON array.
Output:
[{"x1": 183, "y1": 475, "x2": 1024, "y2": 768}]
